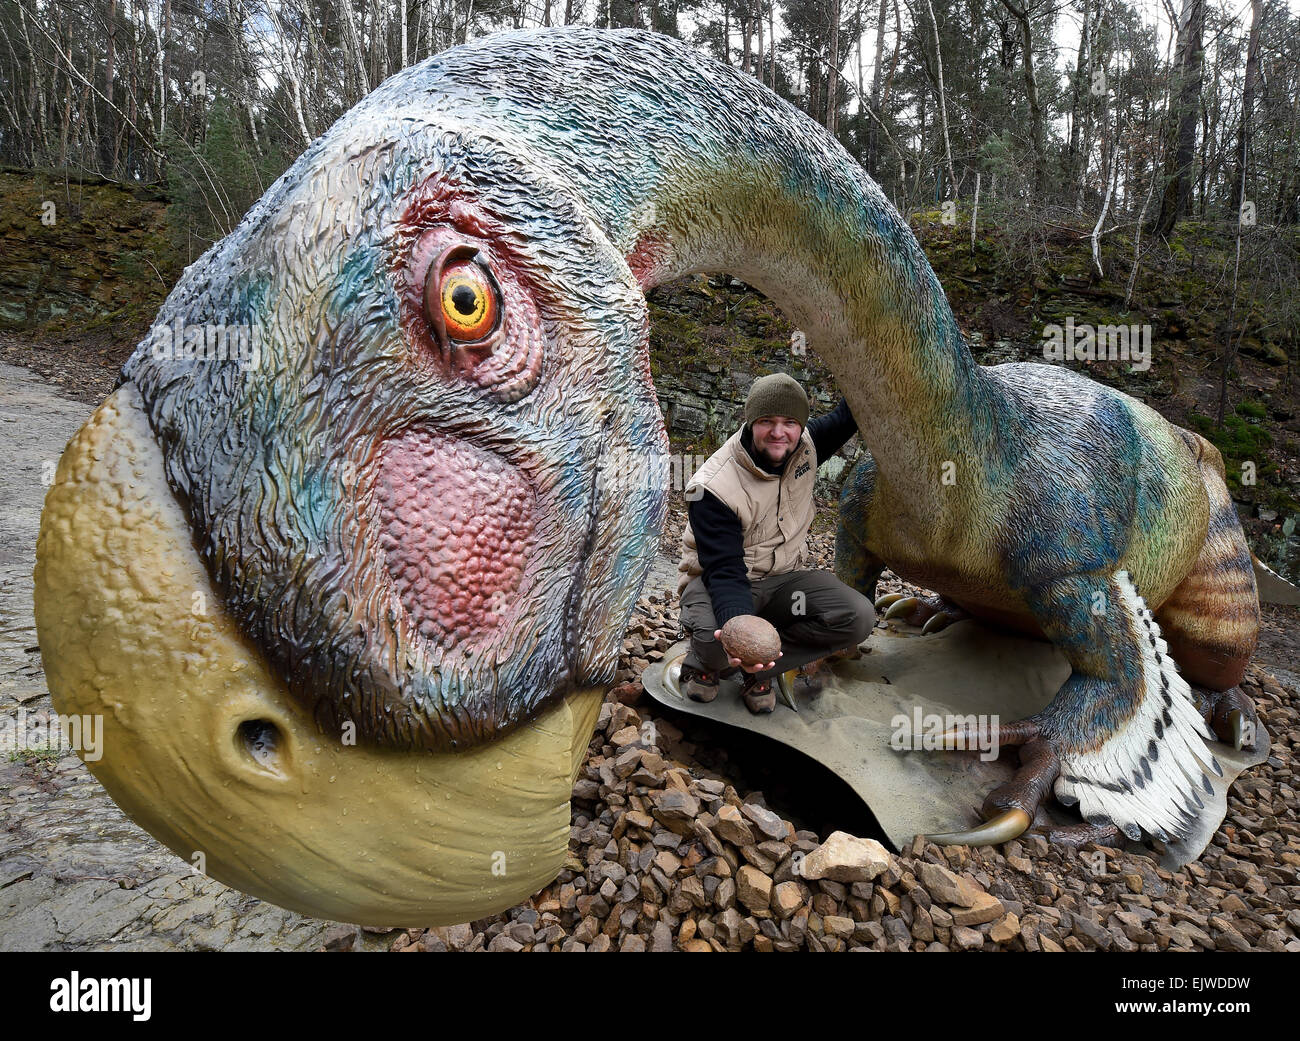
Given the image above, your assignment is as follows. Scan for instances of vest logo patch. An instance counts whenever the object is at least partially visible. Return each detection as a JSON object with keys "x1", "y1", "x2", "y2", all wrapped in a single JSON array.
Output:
[{"x1": 792, "y1": 460, "x2": 811, "y2": 480}]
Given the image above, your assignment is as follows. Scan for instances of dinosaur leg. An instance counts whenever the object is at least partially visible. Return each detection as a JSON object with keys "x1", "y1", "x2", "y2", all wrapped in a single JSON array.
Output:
[
  {"x1": 838, "y1": 452, "x2": 970, "y2": 634},
  {"x1": 834, "y1": 452, "x2": 886, "y2": 600},
  {"x1": 874, "y1": 591, "x2": 970, "y2": 633},
  {"x1": 1153, "y1": 441, "x2": 1261, "y2": 750},
  {"x1": 924, "y1": 570, "x2": 1221, "y2": 847}
]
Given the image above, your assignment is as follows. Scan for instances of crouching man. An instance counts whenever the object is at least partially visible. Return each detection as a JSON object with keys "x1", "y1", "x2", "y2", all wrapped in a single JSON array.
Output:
[{"x1": 676, "y1": 372, "x2": 876, "y2": 713}]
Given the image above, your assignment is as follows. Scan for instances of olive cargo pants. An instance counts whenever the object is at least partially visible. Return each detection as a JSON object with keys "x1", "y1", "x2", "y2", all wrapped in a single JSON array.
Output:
[{"x1": 678, "y1": 569, "x2": 876, "y2": 683}]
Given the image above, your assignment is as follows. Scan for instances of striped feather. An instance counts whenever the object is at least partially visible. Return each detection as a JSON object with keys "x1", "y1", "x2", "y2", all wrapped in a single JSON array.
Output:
[{"x1": 1053, "y1": 571, "x2": 1222, "y2": 843}]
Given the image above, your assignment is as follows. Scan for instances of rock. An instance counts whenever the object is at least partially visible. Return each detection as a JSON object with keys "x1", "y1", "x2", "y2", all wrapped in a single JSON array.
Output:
[
  {"x1": 736, "y1": 866, "x2": 773, "y2": 913},
  {"x1": 989, "y1": 914, "x2": 1020, "y2": 945},
  {"x1": 1072, "y1": 913, "x2": 1112, "y2": 950},
  {"x1": 911, "y1": 904, "x2": 935, "y2": 942},
  {"x1": 650, "y1": 920, "x2": 674, "y2": 952},
  {"x1": 917, "y1": 861, "x2": 984, "y2": 907},
  {"x1": 719, "y1": 615, "x2": 782, "y2": 664},
  {"x1": 714, "y1": 804, "x2": 756, "y2": 846},
  {"x1": 1219, "y1": 893, "x2": 1248, "y2": 914},
  {"x1": 425, "y1": 923, "x2": 473, "y2": 951},
  {"x1": 951, "y1": 891, "x2": 1004, "y2": 927},
  {"x1": 741, "y1": 802, "x2": 788, "y2": 841},
  {"x1": 652, "y1": 850, "x2": 682, "y2": 876},
  {"x1": 881, "y1": 915, "x2": 910, "y2": 947},
  {"x1": 680, "y1": 938, "x2": 712, "y2": 952},
  {"x1": 800, "y1": 831, "x2": 891, "y2": 883},
  {"x1": 1213, "y1": 926, "x2": 1251, "y2": 952},
  {"x1": 951, "y1": 925, "x2": 984, "y2": 950},
  {"x1": 716, "y1": 907, "x2": 745, "y2": 947},
  {"x1": 824, "y1": 915, "x2": 856, "y2": 940},
  {"x1": 652, "y1": 789, "x2": 700, "y2": 833},
  {"x1": 320, "y1": 925, "x2": 358, "y2": 951},
  {"x1": 771, "y1": 881, "x2": 804, "y2": 920},
  {"x1": 680, "y1": 875, "x2": 709, "y2": 909}
]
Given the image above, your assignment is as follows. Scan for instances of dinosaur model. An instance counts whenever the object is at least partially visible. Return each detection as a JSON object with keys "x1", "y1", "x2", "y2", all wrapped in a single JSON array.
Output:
[{"x1": 34, "y1": 26, "x2": 1270, "y2": 924}]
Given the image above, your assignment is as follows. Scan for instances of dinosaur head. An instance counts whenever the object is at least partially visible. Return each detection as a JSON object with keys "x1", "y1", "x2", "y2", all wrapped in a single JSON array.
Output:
[
  {"x1": 37, "y1": 107, "x2": 667, "y2": 924},
  {"x1": 36, "y1": 27, "x2": 973, "y2": 925},
  {"x1": 121, "y1": 117, "x2": 666, "y2": 752}
]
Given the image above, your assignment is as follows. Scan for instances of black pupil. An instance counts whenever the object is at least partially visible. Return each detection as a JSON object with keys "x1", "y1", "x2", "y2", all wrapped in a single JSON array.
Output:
[{"x1": 452, "y1": 284, "x2": 478, "y2": 317}]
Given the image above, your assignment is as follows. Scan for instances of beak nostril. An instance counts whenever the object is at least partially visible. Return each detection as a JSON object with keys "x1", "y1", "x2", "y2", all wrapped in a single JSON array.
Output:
[{"x1": 238, "y1": 719, "x2": 282, "y2": 770}]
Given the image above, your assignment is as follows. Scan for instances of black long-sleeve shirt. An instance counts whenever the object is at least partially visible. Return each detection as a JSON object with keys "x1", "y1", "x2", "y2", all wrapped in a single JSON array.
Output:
[{"x1": 689, "y1": 397, "x2": 858, "y2": 625}]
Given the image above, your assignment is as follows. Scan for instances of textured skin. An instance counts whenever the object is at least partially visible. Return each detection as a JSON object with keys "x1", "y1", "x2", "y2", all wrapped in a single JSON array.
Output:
[
  {"x1": 375, "y1": 430, "x2": 536, "y2": 644},
  {"x1": 35, "y1": 26, "x2": 1266, "y2": 916}
]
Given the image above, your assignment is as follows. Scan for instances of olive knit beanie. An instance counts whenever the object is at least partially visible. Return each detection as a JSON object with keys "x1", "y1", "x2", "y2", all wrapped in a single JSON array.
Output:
[{"x1": 744, "y1": 373, "x2": 809, "y2": 428}]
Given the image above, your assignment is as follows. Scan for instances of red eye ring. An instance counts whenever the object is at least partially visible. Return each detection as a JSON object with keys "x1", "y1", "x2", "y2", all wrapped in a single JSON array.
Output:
[{"x1": 422, "y1": 244, "x2": 503, "y2": 347}]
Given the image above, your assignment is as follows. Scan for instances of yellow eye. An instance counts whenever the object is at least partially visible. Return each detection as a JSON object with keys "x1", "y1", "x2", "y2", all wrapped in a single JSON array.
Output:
[{"x1": 437, "y1": 260, "x2": 498, "y2": 341}]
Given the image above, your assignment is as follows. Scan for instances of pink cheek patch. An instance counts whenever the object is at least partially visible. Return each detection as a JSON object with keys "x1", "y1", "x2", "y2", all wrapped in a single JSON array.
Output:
[{"x1": 374, "y1": 431, "x2": 535, "y2": 646}]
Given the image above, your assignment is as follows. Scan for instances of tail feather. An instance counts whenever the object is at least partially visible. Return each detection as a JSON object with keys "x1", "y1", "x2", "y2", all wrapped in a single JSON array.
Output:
[{"x1": 1054, "y1": 572, "x2": 1221, "y2": 843}]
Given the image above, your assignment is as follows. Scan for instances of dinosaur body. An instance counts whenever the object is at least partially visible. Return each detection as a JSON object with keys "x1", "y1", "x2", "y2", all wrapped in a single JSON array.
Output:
[
  {"x1": 840, "y1": 360, "x2": 1255, "y2": 667},
  {"x1": 34, "y1": 27, "x2": 1265, "y2": 923}
]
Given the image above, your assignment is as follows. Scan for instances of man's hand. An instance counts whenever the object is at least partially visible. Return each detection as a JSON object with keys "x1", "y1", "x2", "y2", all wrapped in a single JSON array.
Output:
[{"x1": 714, "y1": 628, "x2": 782, "y2": 673}]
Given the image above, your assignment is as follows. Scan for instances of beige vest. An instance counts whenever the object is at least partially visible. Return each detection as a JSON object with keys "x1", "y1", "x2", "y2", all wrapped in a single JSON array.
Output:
[{"x1": 677, "y1": 426, "x2": 818, "y2": 595}]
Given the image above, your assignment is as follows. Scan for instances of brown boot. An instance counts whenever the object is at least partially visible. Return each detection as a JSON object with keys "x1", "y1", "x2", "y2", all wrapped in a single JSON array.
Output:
[
  {"x1": 740, "y1": 675, "x2": 776, "y2": 714},
  {"x1": 680, "y1": 663, "x2": 720, "y2": 703}
]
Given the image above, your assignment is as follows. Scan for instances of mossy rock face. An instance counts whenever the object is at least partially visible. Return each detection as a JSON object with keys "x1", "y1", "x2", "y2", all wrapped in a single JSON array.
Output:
[{"x1": 0, "y1": 171, "x2": 182, "y2": 337}]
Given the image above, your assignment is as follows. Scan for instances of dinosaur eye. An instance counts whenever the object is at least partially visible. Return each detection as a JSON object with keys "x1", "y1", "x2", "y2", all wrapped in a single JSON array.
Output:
[{"x1": 424, "y1": 248, "x2": 500, "y2": 344}]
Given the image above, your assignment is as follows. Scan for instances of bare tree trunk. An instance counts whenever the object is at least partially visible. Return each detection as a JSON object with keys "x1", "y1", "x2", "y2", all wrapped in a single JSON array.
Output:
[
  {"x1": 866, "y1": 0, "x2": 887, "y2": 176},
  {"x1": 1232, "y1": 0, "x2": 1263, "y2": 214},
  {"x1": 759, "y1": 0, "x2": 769, "y2": 87},
  {"x1": 1067, "y1": 0, "x2": 1092, "y2": 203},
  {"x1": 104, "y1": 0, "x2": 118, "y2": 172},
  {"x1": 266, "y1": 1, "x2": 313, "y2": 145},
  {"x1": 1092, "y1": 142, "x2": 1119, "y2": 276},
  {"x1": 741, "y1": 4, "x2": 751, "y2": 75},
  {"x1": 923, "y1": 0, "x2": 955, "y2": 194},
  {"x1": 1000, "y1": 0, "x2": 1047, "y2": 194},
  {"x1": 826, "y1": 0, "x2": 840, "y2": 132},
  {"x1": 337, "y1": 0, "x2": 371, "y2": 101},
  {"x1": 1151, "y1": 0, "x2": 1206, "y2": 238}
]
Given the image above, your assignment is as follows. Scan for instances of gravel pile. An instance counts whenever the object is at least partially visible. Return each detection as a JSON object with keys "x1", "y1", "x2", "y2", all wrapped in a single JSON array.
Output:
[{"x1": 332, "y1": 506, "x2": 1300, "y2": 953}]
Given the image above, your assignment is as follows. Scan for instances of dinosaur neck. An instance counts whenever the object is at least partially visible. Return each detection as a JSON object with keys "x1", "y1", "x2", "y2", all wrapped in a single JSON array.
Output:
[
  {"x1": 411, "y1": 29, "x2": 1004, "y2": 497},
  {"x1": 621, "y1": 151, "x2": 996, "y2": 497}
]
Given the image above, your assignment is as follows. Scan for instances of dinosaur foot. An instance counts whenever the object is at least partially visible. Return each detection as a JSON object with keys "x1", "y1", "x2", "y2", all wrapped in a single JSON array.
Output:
[
  {"x1": 1189, "y1": 684, "x2": 1260, "y2": 751},
  {"x1": 873, "y1": 592, "x2": 969, "y2": 634},
  {"x1": 921, "y1": 717, "x2": 1054, "y2": 846}
]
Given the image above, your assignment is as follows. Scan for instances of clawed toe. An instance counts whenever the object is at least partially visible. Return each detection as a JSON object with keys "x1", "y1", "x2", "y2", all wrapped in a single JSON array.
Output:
[
  {"x1": 874, "y1": 592, "x2": 968, "y2": 632},
  {"x1": 1190, "y1": 684, "x2": 1260, "y2": 751}
]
